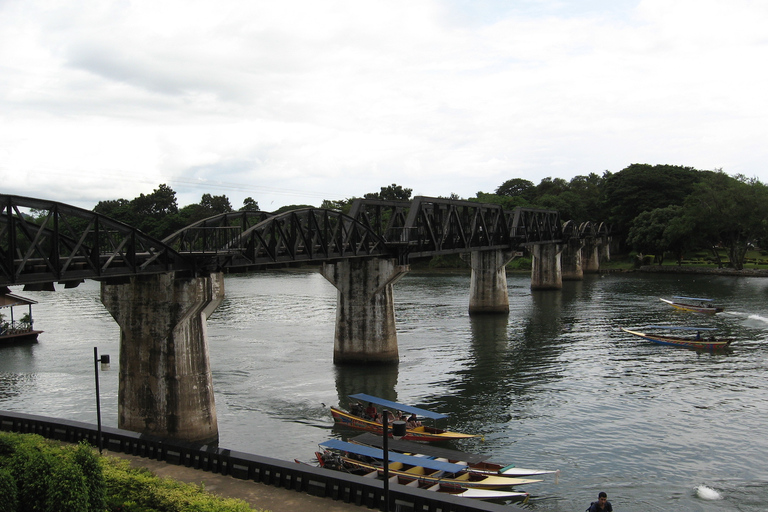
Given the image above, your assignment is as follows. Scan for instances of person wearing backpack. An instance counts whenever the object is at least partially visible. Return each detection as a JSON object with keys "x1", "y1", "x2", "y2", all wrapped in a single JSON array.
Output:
[{"x1": 587, "y1": 491, "x2": 613, "y2": 511}]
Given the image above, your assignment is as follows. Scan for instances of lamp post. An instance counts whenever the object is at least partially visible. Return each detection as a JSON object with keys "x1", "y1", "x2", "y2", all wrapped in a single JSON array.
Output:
[
  {"x1": 93, "y1": 347, "x2": 110, "y2": 454},
  {"x1": 382, "y1": 412, "x2": 407, "y2": 512}
]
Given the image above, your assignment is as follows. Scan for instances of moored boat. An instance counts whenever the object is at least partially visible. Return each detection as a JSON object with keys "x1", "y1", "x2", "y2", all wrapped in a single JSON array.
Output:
[
  {"x1": 349, "y1": 432, "x2": 558, "y2": 479},
  {"x1": 318, "y1": 439, "x2": 542, "y2": 489},
  {"x1": 330, "y1": 393, "x2": 477, "y2": 442},
  {"x1": 660, "y1": 297, "x2": 724, "y2": 314},
  {"x1": 312, "y1": 453, "x2": 529, "y2": 500},
  {"x1": 0, "y1": 288, "x2": 43, "y2": 343},
  {"x1": 621, "y1": 326, "x2": 733, "y2": 351}
]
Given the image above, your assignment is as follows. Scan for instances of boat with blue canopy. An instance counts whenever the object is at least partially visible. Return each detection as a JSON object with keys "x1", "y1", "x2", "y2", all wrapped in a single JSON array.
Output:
[
  {"x1": 348, "y1": 432, "x2": 559, "y2": 479},
  {"x1": 330, "y1": 393, "x2": 477, "y2": 442},
  {"x1": 660, "y1": 296, "x2": 724, "y2": 314},
  {"x1": 622, "y1": 325, "x2": 733, "y2": 351},
  {"x1": 316, "y1": 439, "x2": 541, "y2": 489}
]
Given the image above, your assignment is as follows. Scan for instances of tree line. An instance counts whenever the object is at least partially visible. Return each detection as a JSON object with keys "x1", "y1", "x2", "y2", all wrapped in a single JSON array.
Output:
[{"x1": 90, "y1": 163, "x2": 768, "y2": 271}]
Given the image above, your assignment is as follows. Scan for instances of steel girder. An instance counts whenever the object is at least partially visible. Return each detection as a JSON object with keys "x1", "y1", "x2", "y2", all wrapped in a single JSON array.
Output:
[
  {"x1": 0, "y1": 195, "x2": 190, "y2": 287},
  {"x1": 194, "y1": 208, "x2": 391, "y2": 268}
]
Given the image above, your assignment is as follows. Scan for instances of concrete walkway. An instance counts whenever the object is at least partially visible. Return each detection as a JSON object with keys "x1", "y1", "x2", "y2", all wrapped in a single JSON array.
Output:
[{"x1": 106, "y1": 449, "x2": 368, "y2": 512}]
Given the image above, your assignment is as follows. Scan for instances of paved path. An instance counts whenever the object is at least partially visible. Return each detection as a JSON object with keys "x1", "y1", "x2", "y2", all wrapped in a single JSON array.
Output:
[{"x1": 106, "y1": 449, "x2": 368, "y2": 512}]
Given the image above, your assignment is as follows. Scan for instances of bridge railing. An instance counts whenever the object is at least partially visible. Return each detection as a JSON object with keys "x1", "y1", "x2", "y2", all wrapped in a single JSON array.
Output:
[{"x1": 0, "y1": 410, "x2": 517, "y2": 512}]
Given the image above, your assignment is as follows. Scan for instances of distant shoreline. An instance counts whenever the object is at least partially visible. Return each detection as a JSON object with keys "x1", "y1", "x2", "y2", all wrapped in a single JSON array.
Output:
[{"x1": 634, "y1": 265, "x2": 768, "y2": 277}]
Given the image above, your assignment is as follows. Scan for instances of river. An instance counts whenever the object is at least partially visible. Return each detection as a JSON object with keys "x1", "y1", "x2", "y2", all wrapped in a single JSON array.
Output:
[{"x1": 2, "y1": 269, "x2": 768, "y2": 511}]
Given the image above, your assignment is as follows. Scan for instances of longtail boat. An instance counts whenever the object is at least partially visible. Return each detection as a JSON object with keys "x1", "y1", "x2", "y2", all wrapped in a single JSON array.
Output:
[
  {"x1": 660, "y1": 297, "x2": 724, "y2": 314},
  {"x1": 349, "y1": 432, "x2": 559, "y2": 479},
  {"x1": 318, "y1": 439, "x2": 541, "y2": 489},
  {"x1": 309, "y1": 454, "x2": 529, "y2": 500},
  {"x1": 621, "y1": 326, "x2": 734, "y2": 351},
  {"x1": 330, "y1": 393, "x2": 477, "y2": 442}
]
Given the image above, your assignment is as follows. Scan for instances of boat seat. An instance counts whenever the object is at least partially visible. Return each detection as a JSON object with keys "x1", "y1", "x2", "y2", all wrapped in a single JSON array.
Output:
[
  {"x1": 364, "y1": 471, "x2": 378, "y2": 478},
  {"x1": 405, "y1": 466, "x2": 426, "y2": 475},
  {"x1": 453, "y1": 473, "x2": 470, "y2": 481},
  {"x1": 406, "y1": 479, "x2": 420, "y2": 487},
  {"x1": 427, "y1": 484, "x2": 440, "y2": 492},
  {"x1": 389, "y1": 462, "x2": 404, "y2": 470}
]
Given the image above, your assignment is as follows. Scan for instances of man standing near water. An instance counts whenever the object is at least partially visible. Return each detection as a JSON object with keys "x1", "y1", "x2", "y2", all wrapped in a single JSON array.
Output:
[{"x1": 587, "y1": 492, "x2": 613, "y2": 511}]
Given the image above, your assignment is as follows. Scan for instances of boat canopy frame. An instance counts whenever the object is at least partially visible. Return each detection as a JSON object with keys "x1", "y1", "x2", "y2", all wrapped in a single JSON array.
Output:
[
  {"x1": 319, "y1": 439, "x2": 468, "y2": 474},
  {"x1": 640, "y1": 325, "x2": 717, "y2": 331},
  {"x1": 348, "y1": 393, "x2": 449, "y2": 420},
  {"x1": 349, "y1": 433, "x2": 489, "y2": 464},
  {"x1": 672, "y1": 296, "x2": 715, "y2": 302}
]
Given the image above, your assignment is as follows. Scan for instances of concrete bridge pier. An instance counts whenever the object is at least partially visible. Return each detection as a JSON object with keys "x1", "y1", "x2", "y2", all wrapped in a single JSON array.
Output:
[
  {"x1": 101, "y1": 272, "x2": 223, "y2": 445},
  {"x1": 561, "y1": 238, "x2": 585, "y2": 281},
  {"x1": 466, "y1": 250, "x2": 518, "y2": 314},
  {"x1": 582, "y1": 238, "x2": 600, "y2": 273},
  {"x1": 321, "y1": 258, "x2": 409, "y2": 365},
  {"x1": 599, "y1": 236, "x2": 612, "y2": 263},
  {"x1": 531, "y1": 243, "x2": 564, "y2": 290}
]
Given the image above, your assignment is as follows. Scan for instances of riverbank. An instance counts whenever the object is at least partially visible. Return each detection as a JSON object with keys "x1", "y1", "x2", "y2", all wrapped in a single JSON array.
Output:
[{"x1": 634, "y1": 265, "x2": 768, "y2": 277}]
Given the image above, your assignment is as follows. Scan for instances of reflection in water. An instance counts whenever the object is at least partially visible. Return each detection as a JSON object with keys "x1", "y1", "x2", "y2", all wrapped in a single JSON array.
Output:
[
  {"x1": 2, "y1": 271, "x2": 768, "y2": 511},
  {"x1": 333, "y1": 363, "x2": 399, "y2": 412}
]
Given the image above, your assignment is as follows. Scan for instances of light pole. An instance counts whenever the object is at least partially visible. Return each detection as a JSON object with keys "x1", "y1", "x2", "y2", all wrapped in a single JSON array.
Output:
[
  {"x1": 93, "y1": 347, "x2": 110, "y2": 454},
  {"x1": 382, "y1": 412, "x2": 407, "y2": 512}
]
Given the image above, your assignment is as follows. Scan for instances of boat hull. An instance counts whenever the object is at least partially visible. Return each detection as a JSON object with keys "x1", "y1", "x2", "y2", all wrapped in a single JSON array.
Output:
[
  {"x1": 622, "y1": 328, "x2": 732, "y2": 351},
  {"x1": 660, "y1": 298, "x2": 723, "y2": 314},
  {"x1": 330, "y1": 406, "x2": 476, "y2": 442},
  {"x1": 329, "y1": 453, "x2": 540, "y2": 489}
]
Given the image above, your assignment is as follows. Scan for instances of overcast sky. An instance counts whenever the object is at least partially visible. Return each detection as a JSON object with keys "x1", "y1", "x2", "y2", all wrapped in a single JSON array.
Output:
[{"x1": 2, "y1": 0, "x2": 767, "y2": 212}]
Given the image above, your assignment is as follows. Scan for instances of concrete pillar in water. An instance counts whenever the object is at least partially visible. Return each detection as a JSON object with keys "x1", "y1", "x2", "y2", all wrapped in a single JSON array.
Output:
[
  {"x1": 321, "y1": 258, "x2": 409, "y2": 365},
  {"x1": 467, "y1": 250, "x2": 517, "y2": 315},
  {"x1": 561, "y1": 238, "x2": 584, "y2": 281},
  {"x1": 530, "y1": 243, "x2": 563, "y2": 290},
  {"x1": 101, "y1": 272, "x2": 223, "y2": 445},
  {"x1": 582, "y1": 238, "x2": 600, "y2": 273},
  {"x1": 599, "y1": 236, "x2": 612, "y2": 263}
]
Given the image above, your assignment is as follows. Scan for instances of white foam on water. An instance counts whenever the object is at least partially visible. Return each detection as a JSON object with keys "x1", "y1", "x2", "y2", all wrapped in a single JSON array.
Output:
[{"x1": 695, "y1": 485, "x2": 723, "y2": 501}]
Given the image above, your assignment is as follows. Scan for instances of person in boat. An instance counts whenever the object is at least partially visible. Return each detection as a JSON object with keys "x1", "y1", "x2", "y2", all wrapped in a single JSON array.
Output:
[
  {"x1": 364, "y1": 402, "x2": 378, "y2": 420},
  {"x1": 406, "y1": 413, "x2": 421, "y2": 428},
  {"x1": 587, "y1": 492, "x2": 613, "y2": 512},
  {"x1": 350, "y1": 402, "x2": 364, "y2": 417},
  {"x1": 695, "y1": 331, "x2": 702, "y2": 341}
]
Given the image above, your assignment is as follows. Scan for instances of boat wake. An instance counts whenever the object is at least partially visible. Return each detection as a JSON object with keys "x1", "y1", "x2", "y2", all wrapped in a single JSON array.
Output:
[
  {"x1": 723, "y1": 311, "x2": 768, "y2": 327},
  {"x1": 695, "y1": 485, "x2": 723, "y2": 500}
]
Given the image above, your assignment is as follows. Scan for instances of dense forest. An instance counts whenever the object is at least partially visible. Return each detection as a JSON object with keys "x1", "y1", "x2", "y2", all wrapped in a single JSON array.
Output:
[{"x1": 92, "y1": 164, "x2": 768, "y2": 271}]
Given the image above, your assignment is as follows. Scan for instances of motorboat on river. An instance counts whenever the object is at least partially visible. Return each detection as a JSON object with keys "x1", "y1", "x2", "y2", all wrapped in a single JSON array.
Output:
[
  {"x1": 0, "y1": 288, "x2": 43, "y2": 343},
  {"x1": 330, "y1": 393, "x2": 478, "y2": 442},
  {"x1": 621, "y1": 325, "x2": 733, "y2": 351},
  {"x1": 660, "y1": 296, "x2": 724, "y2": 314}
]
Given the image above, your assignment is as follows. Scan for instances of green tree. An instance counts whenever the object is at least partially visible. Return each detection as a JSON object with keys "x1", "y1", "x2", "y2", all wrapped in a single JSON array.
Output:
[
  {"x1": 240, "y1": 197, "x2": 260, "y2": 211},
  {"x1": 626, "y1": 205, "x2": 686, "y2": 265},
  {"x1": 495, "y1": 178, "x2": 534, "y2": 199},
  {"x1": 602, "y1": 164, "x2": 703, "y2": 235},
  {"x1": 365, "y1": 184, "x2": 412, "y2": 201},
  {"x1": 683, "y1": 172, "x2": 768, "y2": 269}
]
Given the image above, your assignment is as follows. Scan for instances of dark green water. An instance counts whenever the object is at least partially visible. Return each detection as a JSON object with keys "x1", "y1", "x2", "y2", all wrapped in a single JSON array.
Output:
[{"x1": 2, "y1": 270, "x2": 767, "y2": 511}]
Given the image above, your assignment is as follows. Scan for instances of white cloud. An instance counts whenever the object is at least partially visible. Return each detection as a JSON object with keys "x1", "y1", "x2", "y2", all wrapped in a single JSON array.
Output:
[{"x1": 1, "y1": 0, "x2": 767, "y2": 210}]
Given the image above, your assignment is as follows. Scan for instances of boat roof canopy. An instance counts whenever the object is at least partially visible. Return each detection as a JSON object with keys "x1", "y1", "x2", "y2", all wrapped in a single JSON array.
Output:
[
  {"x1": 319, "y1": 439, "x2": 468, "y2": 473},
  {"x1": 642, "y1": 325, "x2": 717, "y2": 331},
  {"x1": 0, "y1": 293, "x2": 37, "y2": 309},
  {"x1": 673, "y1": 296, "x2": 714, "y2": 302},
  {"x1": 350, "y1": 433, "x2": 489, "y2": 464},
  {"x1": 348, "y1": 393, "x2": 449, "y2": 420}
]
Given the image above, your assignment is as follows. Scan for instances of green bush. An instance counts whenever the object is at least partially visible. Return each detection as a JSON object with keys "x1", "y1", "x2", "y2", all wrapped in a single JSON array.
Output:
[
  {"x1": 0, "y1": 468, "x2": 18, "y2": 512},
  {"x1": 0, "y1": 433, "x2": 261, "y2": 512},
  {"x1": 102, "y1": 457, "x2": 256, "y2": 512}
]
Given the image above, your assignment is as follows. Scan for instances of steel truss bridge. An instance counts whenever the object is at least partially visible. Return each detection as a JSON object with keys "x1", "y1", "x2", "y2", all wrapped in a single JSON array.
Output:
[{"x1": 1, "y1": 194, "x2": 607, "y2": 288}]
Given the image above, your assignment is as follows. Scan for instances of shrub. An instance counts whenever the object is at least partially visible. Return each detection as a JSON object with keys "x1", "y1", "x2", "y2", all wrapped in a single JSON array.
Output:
[{"x1": 0, "y1": 468, "x2": 18, "y2": 512}]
